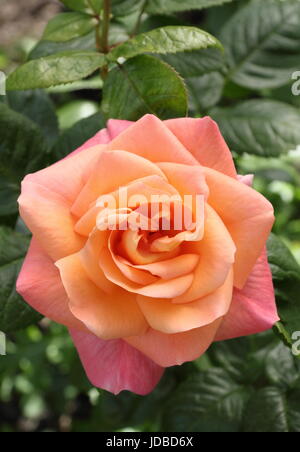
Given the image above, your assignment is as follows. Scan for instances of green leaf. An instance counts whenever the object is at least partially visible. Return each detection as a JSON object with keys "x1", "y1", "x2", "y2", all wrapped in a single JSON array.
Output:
[
  {"x1": 209, "y1": 333, "x2": 276, "y2": 385},
  {"x1": 162, "y1": 369, "x2": 251, "y2": 432},
  {"x1": 160, "y1": 47, "x2": 225, "y2": 78},
  {"x1": 187, "y1": 72, "x2": 224, "y2": 113},
  {"x1": 211, "y1": 100, "x2": 300, "y2": 156},
  {"x1": 61, "y1": 0, "x2": 103, "y2": 14},
  {"x1": 7, "y1": 51, "x2": 106, "y2": 90},
  {"x1": 43, "y1": 12, "x2": 95, "y2": 42},
  {"x1": 267, "y1": 233, "x2": 300, "y2": 282},
  {"x1": 265, "y1": 342, "x2": 300, "y2": 389},
  {"x1": 0, "y1": 227, "x2": 42, "y2": 333},
  {"x1": 0, "y1": 104, "x2": 48, "y2": 217},
  {"x1": 47, "y1": 76, "x2": 103, "y2": 93},
  {"x1": 102, "y1": 54, "x2": 188, "y2": 120},
  {"x1": 243, "y1": 386, "x2": 299, "y2": 432},
  {"x1": 53, "y1": 112, "x2": 105, "y2": 160},
  {"x1": 221, "y1": 0, "x2": 300, "y2": 89},
  {"x1": 267, "y1": 234, "x2": 300, "y2": 341},
  {"x1": 146, "y1": 0, "x2": 234, "y2": 15},
  {"x1": 29, "y1": 32, "x2": 96, "y2": 60},
  {"x1": 6, "y1": 90, "x2": 59, "y2": 148},
  {"x1": 108, "y1": 26, "x2": 222, "y2": 62},
  {"x1": 112, "y1": 0, "x2": 144, "y2": 17}
]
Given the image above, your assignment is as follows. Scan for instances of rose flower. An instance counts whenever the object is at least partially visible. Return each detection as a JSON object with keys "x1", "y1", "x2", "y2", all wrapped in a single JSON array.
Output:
[{"x1": 17, "y1": 115, "x2": 279, "y2": 395}]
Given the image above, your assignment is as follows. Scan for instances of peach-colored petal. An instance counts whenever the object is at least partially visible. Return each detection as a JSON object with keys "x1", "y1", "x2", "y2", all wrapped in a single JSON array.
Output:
[
  {"x1": 16, "y1": 239, "x2": 86, "y2": 331},
  {"x1": 116, "y1": 229, "x2": 180, "y2": 265},
  {"x1": 149, "y1": 200, "x2": 205, "y2": 253},
  {"x1": 75, "y1": 175, "x2": 179, "y2": 237},
  {"x1": 112, "y1": 254, "x2": 158, "y2": 285},
  {"x1": 99, "y1": 247, "x2": 193, "y2": 298},
  {"x1": 127, "y1": 253, "x2": 200, "y2": 280},
  {"x1": 56, "y1": 253, "x2": 148, "y2": 340},
  {"x1": 164, "y1": 117, "x2": 237, "y2": 178},
  {"x1": 136, "y1": 269, "x2": 233, "y2": 334},
  {"x1": 126, "y1": 319, "x2": 222, "y2": 367},
  {"x1": 215, "y1": 248, "x2": 279, "y2": 340},
  {"x1": 157, "y1": 162, "x2": 209, "y2": 201},
  {"x1": 22, "y1": 145, "x2": 103, "y2": 206},
  {"x1": 70, "y1": 329, "x2": 164, "y2": 395},
  {"x1": 79, "y1": 229, "x2": 116, "y2": 293},
  {"x1": 204, "y1": 167, "x2": 275, "y2": 289},
  {"x1": 175, "y1": 204, "x2": 236, "y2": 303},
  {"x1": 71, "y1": 150, "x2": 166, "y2": 217},
  {"x1": 18, "y1": 182, "x2": 85, "y2": 261},
  {"x1": 108, "y1": 115, "x2": 198, "y2": 165}
]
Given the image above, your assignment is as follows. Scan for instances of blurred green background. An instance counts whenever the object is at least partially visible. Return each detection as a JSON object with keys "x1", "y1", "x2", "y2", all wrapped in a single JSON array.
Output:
[{"x1": 0, "y1": 0, "x2": 300, "y2": 432}]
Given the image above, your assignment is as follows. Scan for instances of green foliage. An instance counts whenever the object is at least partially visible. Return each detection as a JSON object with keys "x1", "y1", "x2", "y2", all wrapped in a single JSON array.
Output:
[
  {"x1": 146, "y1": 0, "x2": 234, "y2": 15},
  {"x1": 267, "y1": 234, "x2": 300, "y2": 341},
  {"x1": 221, "y1": 0, "x2": 300, "y2": 89},
  {"x1": 0, "y1": 228, "x2": 41, "y2": 333},
  {"x1": 162, "y1": 369, "x2": 250, "y2": 432},
  {"x1": 7, "y1": 51, "x2": 106, "y2": 90},
  {"x1": 108, "y1": 26, "x2": 222, "y2": 61},
  {"x1": 102, "y1": 55, "x2": 188, "y2": 120},
  {"x1": 0, "y1": 103, "x2": 49, "y2": 216},
  {"x1": 43, "y1": 13, "x2": 95, "y2": 42},
  {"x1": 6, "y1": 90, "x2": 59, "y2": 147},
  {"x1": 61, "y1": 0, "x2": 103, "y2": 14},
  {"x1": 163, "y1": 338, "x2": 300, "y2": 432},
  {"x1": 211, "y1": 100, "x2": 300, "y2": 156}
]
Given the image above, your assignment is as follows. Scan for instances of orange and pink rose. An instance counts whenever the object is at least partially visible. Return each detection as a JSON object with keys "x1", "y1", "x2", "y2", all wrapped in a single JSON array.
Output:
[{"x1": 16, "y1": 115, "x2": 279, "y2": 395}]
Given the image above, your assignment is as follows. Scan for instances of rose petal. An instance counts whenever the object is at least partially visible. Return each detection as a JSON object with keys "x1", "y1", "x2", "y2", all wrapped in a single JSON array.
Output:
[
  {"x1": 21, "y1": 145, "x2": 103, "y2": 206},
  {"x1": 126, "y1": 319, "x2": 222, "y2": 367},
  {"x1": 215, "y1": 248, "x2": 279, "y2": 340},
  {"x1": 204, "y1": 167, "x2": 274, "y2": 288},
  {"x1": 74, "y1": 175, "x2": 179, "y2": 237},
  {"x1": 16, "y1": 239, "x2": 86, "y2": 330},
  {"x1": 107, "y1": 119, "x2": 133, "y2": 139},
  {"x1": 175, "y1": 204, "x2": 236, "y2": 303},
  {"x1": 108, "y1": 114, "x2": 198, "y2": 165},
  {"x1": 164, "y1": 117, "x2": 237, "y2": 178},
  {"x1": 136, "y1": 269, "x2": 233, "y2": 334},
  {"x1": 70, "y1": 329, "x2": 164, "y2": 395},
  {"x1": 18, "y1": 182, "x2": 85, "y2": 261},
  {"x1": 100, "y1": 247, "x2": 193, "y2": 298},
  {"x1": 157, "y1": 162, "x2": 209, "y2": 201},
  {"x1": 127, "y1": 254, "x2": 200, "y2": 280},
  {"x1": 56, "y1": 253, "x2": 148, "y2": 340},
  {"x1": 71, "y1": 150, "x2": 166, "y2": 218}
]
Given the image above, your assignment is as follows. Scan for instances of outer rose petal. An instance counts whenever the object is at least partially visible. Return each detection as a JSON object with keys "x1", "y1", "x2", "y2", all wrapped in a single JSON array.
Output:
[
  {"x1": 204, "y1": 167, "x2": 275, "y2": 288},
  {"x1": 126, "y1": 319, "x2": 222, "y2": 367},
  {"x1": 215, "y1": 248, "x2": 279, "y2": 340},
  {"x1": 108, "y1": 114, "x2": 198, "y2": 165},
  {"x1": 16, "y1": 239, "x2": 86, "y2": 331},
  {"x1": 107, "y1": 119, "x2": 133, "y2": 139},
  {"x1": 70, "y1": 329, "x2": 164, "y2": 395},
  {"x1": 19, "y1": 182, "x2": 86, "y2": 261},
  {"x1": 164, "y1": 117, "x2": 237, "y2": 178}
]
